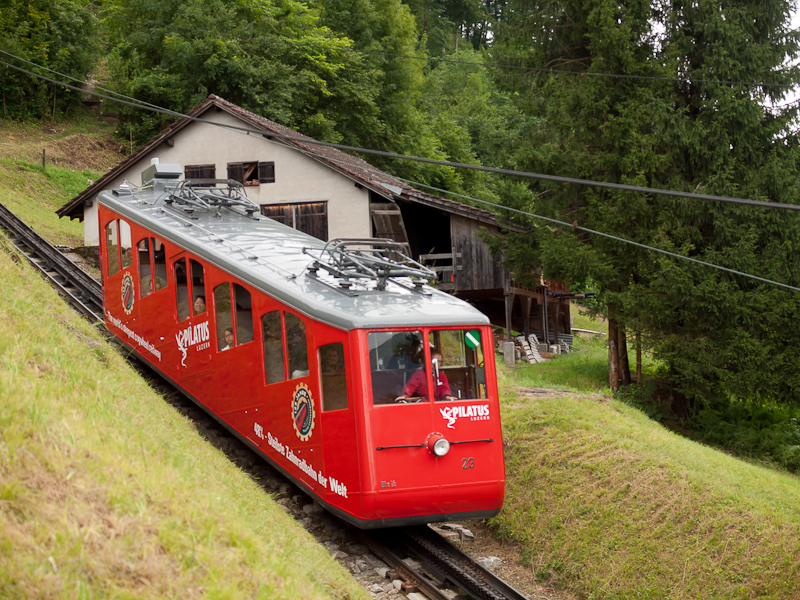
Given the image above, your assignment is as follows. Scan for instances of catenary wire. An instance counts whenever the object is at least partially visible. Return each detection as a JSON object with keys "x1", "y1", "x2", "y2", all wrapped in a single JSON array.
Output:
[{"x1": 4, "y1": 56, "x2": 800, "y2": 213}]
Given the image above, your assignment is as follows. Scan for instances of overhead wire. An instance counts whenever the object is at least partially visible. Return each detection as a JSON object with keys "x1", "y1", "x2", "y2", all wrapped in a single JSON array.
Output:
[
  {"x1": 3, "y1": 50, "x2": 800, "y2": 292},
  {"x1": 6, "y1": 56, "x2": 798, "y2": 212}
]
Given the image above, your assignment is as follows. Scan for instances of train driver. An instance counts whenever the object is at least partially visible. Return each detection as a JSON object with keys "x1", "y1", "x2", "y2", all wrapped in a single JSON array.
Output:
[{"x1": 395, "y1": 350, "x2": 456, "y2": 402}]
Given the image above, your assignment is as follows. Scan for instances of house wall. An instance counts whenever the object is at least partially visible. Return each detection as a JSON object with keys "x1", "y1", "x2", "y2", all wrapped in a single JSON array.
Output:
[{"x1": 82, "y1": 110, "x2": 371, "y2": 246}]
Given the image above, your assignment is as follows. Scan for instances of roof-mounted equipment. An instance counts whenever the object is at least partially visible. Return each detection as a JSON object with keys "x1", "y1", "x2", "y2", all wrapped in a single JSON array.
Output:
[
  {"x1": 165, "y1": 179, "x2": 260, "y2": 216},
  {"x1": 303, "y1": 238, "x2": 437, "y2": 293}
]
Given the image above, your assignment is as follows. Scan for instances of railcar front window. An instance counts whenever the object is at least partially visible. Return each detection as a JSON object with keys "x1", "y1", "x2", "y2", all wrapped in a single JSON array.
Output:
[
  {"x1": 428, "y1": 329, "x2": 486, "y2": 401},
  {"x1": 368, "y1": 330, "x2": 424, "y2": 405}
]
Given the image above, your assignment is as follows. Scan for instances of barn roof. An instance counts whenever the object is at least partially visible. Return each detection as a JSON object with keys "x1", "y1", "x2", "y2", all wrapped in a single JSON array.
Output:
[{"x1": 58, "y1": 95, "x2": 513, "y2": 231}]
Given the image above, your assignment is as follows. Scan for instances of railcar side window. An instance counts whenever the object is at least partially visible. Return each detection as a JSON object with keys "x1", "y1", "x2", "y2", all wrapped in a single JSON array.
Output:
[
  {"x1": 137, "y1": 237, "x2": 167, "y2": 297},
  {"x1": 214, "y1": 284, "x2": 233, "y2": 351},
  {"x1": 261, "y1": 311, "x2": 285, "y2": 384},
  {"x1": 427, "y1": 329, "x2": 486, "y2": 401},
  {"x1": 233, "y1": 284, "x2": 254, "y2": 345},
  {"x1": 119, "y1": 220, "x2": 132, "y2": 270},
  {"x1": 105, "y1": 221, "x2": 119, "y2": 276},
  {"x1": 137, "y1": 238, "x2": 152, "y2": 297},
  {"x1": 285, "y1": 313, "x2": 309, "y2": 379},
  {"x1": 191, "y1": 260, "x2": 206, "y2": 316},
  {"x1": 152, "y1": 239, "x2": 167, "y2": 292},
  {"x1": 174, "y1": 258, "x2": 190, "y2": 321},
  {"x1": 319, "y1": 343, "x2": 347, "y2": 411},
  {"x1": 368, "y1": 331, "x2": 424, "y2": 405},
  {"x1": 214, "y1": 283, "x2": 254, "y2": 351}
]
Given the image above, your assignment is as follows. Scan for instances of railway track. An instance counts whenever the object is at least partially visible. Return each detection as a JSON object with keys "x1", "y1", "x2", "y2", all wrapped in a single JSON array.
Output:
[
  {"x1": 0, "y1": 202, "x2": 103, "y2": 322},
  {"x1": 0, "y1": 201, "x2": 529, "y2": 600},
  {"x1": 359, "y1": 526, "x2": 528, "y2": 600}
]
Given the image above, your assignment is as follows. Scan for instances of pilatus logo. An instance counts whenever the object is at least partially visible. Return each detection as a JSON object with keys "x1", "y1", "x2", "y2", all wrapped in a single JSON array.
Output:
[
  {"x1": 175, "y1": 321, "x2": 210, "y2": 367},
  {"x1": 121, "y1": 273, "x2": 135, "y2": 315},
  {"x1": 439, "y1": 404, "x2": 490, "y2": 429}
]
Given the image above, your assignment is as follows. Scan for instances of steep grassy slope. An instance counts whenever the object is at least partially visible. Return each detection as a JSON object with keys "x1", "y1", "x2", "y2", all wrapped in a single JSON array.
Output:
[
  {"x1": 0, "y1": 220, "x2": 368, "y2": 599},
  {"x1": 495, "y1": 352, "x2": 800, "y2": 599}
]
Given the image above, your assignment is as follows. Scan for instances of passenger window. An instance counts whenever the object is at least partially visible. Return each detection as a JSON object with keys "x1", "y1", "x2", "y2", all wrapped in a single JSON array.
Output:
[
  {"x1": 233, "y1": 284, "x2": 254, "y2": 345},
  {"x1": 368, "y1": 331, "x2": 424, "y2": 405},
  {"x1": 137, "y1": 238, "x2": 152, "y2": 297},
  {"x1": 191, "y1": 259, "x2": 206, "y2": 316},
  {"x1": 174, "y1": 258, "x2": 189, "y2": 321},
  {"x1": 137, "y1": 237, "x2": 168, "y2": 297},
  {"x1": 261, "y1": 311, "x2": 285, "y2": 384},
  {"x1": 320, "y1": 343, "x2": 347, "y2": 411},
  {"x1": 214, "y1": 283, "x2": 232, "y2": 351},
  {"x1": 152, "y1": 240, "x2": 167, "y2": 292},
  {"x1": 105, "y1": 221, "x2": 119, "y2": 276},
  {"x1": 285, "y1": 313, "x2": 309, "y2": 379},
  {"x1": 214, "y1": 283, "x2": 253, "y2": 351},
  {"x1": 427, "y1": 329, "x2": 486, "y2": 401},
  {"x1": 119, "y1": 220, "x2": 132, "y2": 269}
]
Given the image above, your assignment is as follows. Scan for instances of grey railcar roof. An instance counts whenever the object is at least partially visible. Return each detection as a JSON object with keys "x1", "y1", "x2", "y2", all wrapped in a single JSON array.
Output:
[{"x1": 98, "y1": 186, "x2": 490, "y2": 331}]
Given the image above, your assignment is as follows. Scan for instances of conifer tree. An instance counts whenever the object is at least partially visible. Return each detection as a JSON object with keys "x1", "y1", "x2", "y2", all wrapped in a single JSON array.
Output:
[{"x1": 493, "y1": 0, "x2": 800, "y2": 406}]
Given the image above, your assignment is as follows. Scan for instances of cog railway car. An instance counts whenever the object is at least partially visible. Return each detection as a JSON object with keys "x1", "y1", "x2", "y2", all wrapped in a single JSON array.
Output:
[{"x1": 98, "y1": 162, "x2": 505, "y2": 528}]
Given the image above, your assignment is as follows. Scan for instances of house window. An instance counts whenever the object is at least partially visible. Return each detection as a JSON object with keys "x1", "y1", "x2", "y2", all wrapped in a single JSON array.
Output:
[
  {"x1": 261, "y1": 201, "x2": 328, "y2": 241},
  {"x1": 185, "y1": 164, "x2": 216, "y2": 179},
  {"x1": 227, "y1": 161, "x2": 275, "y2": 186}
]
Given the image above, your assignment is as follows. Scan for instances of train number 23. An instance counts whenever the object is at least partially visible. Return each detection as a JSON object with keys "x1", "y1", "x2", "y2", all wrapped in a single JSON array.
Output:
[{"x1": 461, "y1": 457, "x2": 475, "y2": 469}]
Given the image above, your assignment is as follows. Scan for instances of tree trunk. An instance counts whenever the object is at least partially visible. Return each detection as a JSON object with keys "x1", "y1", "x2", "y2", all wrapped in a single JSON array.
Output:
[
  {"x1": 619, "y1": 326, "x2": 631, "y2": 386},
  {"x1": 636, "y1": 331, "x2": 642, "y2": 385},
  {"x1": 608, "y1": 315, "x2": 619, "y2": 392}
]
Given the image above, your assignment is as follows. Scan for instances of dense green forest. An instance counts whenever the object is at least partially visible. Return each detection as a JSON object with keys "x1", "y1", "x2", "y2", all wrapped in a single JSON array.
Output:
[{"x1": 4, "y1": 0, "x2": 800, "y2": 458}]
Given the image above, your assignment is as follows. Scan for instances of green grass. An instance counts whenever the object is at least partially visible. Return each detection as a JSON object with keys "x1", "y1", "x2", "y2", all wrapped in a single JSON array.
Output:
[
  {"x1": 512, "y1": 335, "x2": 611, "y2": 391},
  {"x1": 0, "y1": 236, "x2": 368, "y2": 599},
  {"x1": 0, "y1": 159, "x2": 96, "y2": 247}
]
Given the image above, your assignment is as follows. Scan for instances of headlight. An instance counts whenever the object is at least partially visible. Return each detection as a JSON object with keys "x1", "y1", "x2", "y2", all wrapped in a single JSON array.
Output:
[{"x1": 426, "y1": 432, "x2": 450, "y2": 457}]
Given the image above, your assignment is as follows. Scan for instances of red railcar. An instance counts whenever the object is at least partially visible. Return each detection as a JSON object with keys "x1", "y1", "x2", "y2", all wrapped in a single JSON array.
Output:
[{"x1": 97, "y1": 163, "x2": 504, "y2": 528}]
